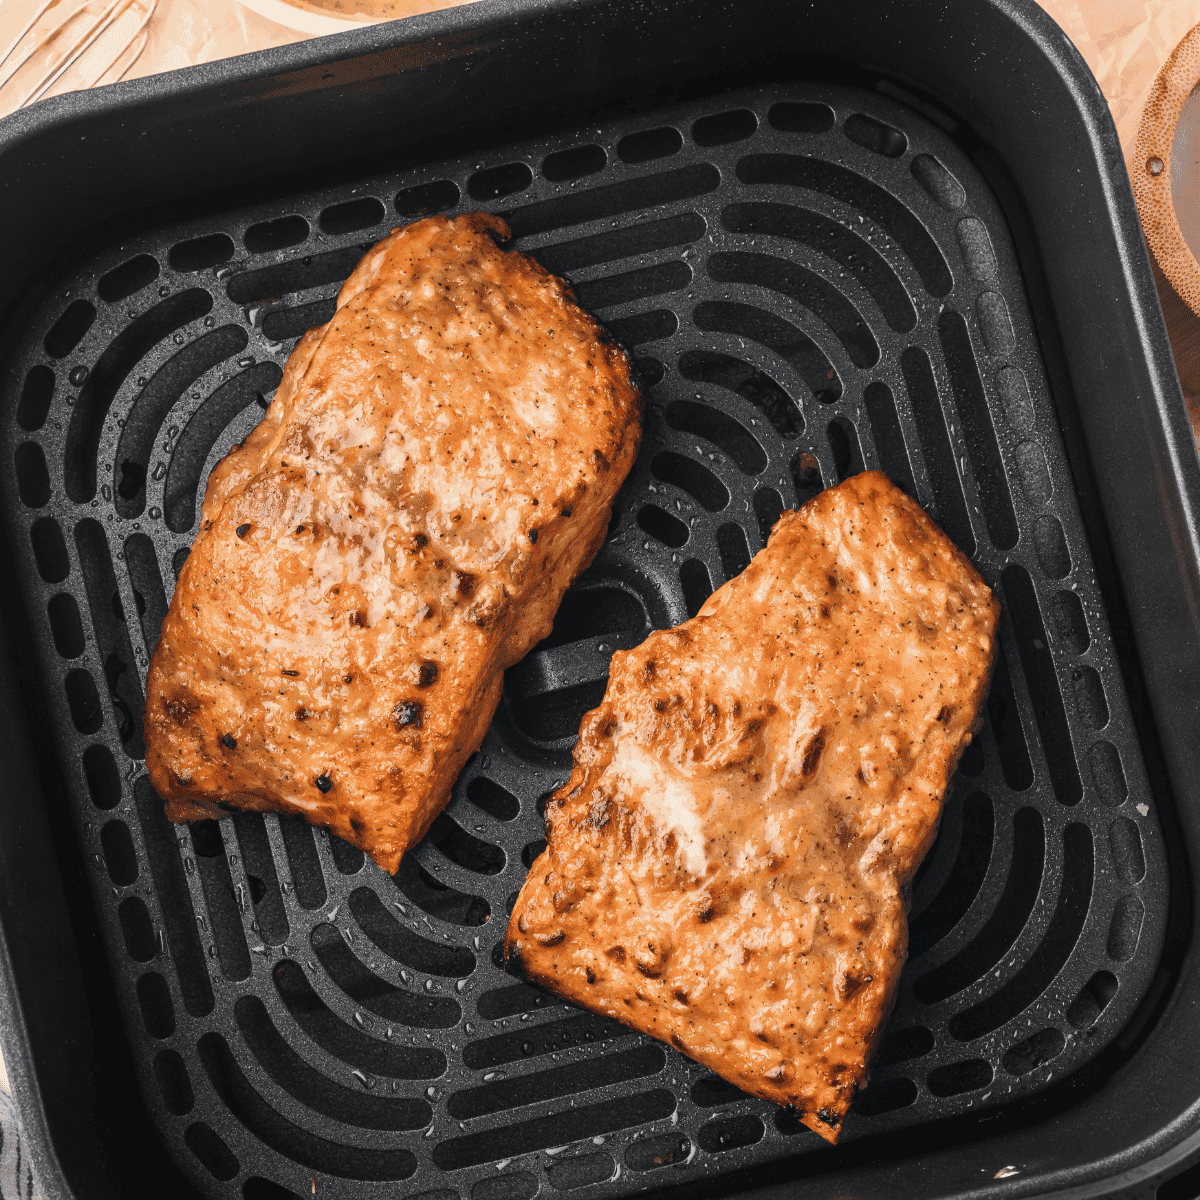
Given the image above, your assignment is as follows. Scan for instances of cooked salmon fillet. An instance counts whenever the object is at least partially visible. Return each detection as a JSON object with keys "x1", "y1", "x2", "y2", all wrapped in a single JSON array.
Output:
[
  {"x1": 506, "y1": 472, "x2": 998, "y2": 1142},
  {"x1": 144, "y1": 213, "x2": 642, "y2": 873}
]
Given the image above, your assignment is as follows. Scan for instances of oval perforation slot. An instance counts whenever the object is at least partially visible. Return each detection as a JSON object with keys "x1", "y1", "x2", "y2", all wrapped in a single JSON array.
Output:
[
  {"x1": 244, "y1": 215, "x2": 310, "y2": 254},
  {"x1": 543, "y1": 143, "x2": 607, "y2": 182},
  {"x1": 48, "y1": 592, "x2": 84, "y2": 658},
  {"x1": 850, "y1": 1076, "x2": 918, "y2": 1117},
  {"x1": 476, "y1": 980, "x2": 564, "y2": 1021},
  {"x1": 30, "y1": 516, "x2": 68, "y2": 582},
  {"x1": 261, "y1": 297, "x2": 337, "y2": 344},
  {"x1": 234, "y1": 995, "x2": 432, "y2": 1130},
  {"x1": 328, "y1": 836, "x2": 365, "y2": 876},
  {"x1": 198, "y1": 1032, "x2": 417, "y2": 1181},
  {"x1": 651, "y1": 451, "x2": 729, "y2": 512},
  {"x1": 465, "y1": 775, "x2": 520, "y2": 822},
  {"x1": 987, "y1": 645, "x2": 1034, "y2": 791},
  {"x1": 15, "y1": 442, "x2": 50, "y2": 508},
  {"x1": 395, "y1": 179, "x2": 461, "y2": 217},
  {"x1": 44, "y1": 298, "x2": 96, "y2": 359},
  {"x1": 319, "y1": 196, "x2": 386, "y2": 235},
  {"x1": 169, "y1": 234, "x2": 235, "y2": 273},
  {"x1": 617, "y1": 127, "x2": 683, "y2": 163},
  {"x1": 98, "y1": 254, "x2": 160, "y2": 303},
  {"x1": 83, "y1": 743, "x2": 120, "y2": 809},
  {"x1": 154, "y1": 1049, "x2": 194, "y2": 1115},
  {"x1": 464, "y1": 1011, "x2": 632, "y2": 1071},
  {"x1": 272, "y1": 959, "x2": 445, "y2": 1079},
  {"x1": 184, "y1": 1121, "x2": 239, "y2": 1181},
  {"x1": 17, "y1": 365, "x2": 54, "y2": 431},
  {"x1": 754, "y1": 486, "x2": 783, "y2": 547},
  {"x1": 692, "y1": 108, "x2": 757, "y2": 146}
]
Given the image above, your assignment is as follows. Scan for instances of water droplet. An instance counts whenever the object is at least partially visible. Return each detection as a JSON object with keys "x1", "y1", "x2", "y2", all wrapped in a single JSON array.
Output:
[
  {"x1": 424, "y1": 978, "x2": 434, "y2": 992},
  {"x1": 100, "y1": 484, "x2": 112, "y2": 501},
  {"x1": 238, "y1": 355, "x2": 255, "y2": 369},
  {"x1": 68, "y1": 365, "x2": 88, "y2": 386},
  {"x1": 137, "y1": 377, "x2": 148, "y2": 387},
  {"x1": 425, "y1": 1086, "x2": 438, "y2": 1099},
  {"x1": 455, "y1": 979, "x2": 467, "y2": 993},
  {"x1": 352, "y1": 1069, "x2": 376, "y2": 1089},
  {"x1": 152, "y1": 462, "x2": 166, "y2": 481},
  {"x1": 464, "y1": 1022, "x2": 475, "y2": 1034},
  {"x1": 149, "y1": 506, "x2": 161, "y2": 519},
  {"x1": 203, "y1": 315, "x2": 214, "y2": 327},
  {"x1": 521, "y1": 1041, "x2": 534, "y2": 1055},
  {"x1": 173, "y1": 334, "x2": 184, "y2": 345}
]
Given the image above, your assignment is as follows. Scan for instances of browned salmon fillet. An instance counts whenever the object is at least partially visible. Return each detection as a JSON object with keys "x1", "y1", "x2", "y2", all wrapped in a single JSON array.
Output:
[
  {"x1": 144, "y1": 212, "x2": 642, "y2": 873},
  {"x1": 506, "y1": 471, "x2": 998, "y2": 1142}
]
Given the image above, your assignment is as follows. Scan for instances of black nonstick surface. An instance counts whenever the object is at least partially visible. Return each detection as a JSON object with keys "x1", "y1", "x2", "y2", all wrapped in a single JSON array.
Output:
[{"x1": 0, "y1": 83, "x2": 1168, "y2": 1200}]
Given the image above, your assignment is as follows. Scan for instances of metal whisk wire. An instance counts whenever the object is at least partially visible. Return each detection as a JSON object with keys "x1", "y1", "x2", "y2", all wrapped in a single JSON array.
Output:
[{"x1": 0, "y1": 0, "x2": 156, "y2": 108}]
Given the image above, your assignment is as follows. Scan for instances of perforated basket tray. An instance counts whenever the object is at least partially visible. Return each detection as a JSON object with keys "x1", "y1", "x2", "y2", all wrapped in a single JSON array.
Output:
[{"x1": 0, "y1": 82, "x2": 1171, "y2": 1200}]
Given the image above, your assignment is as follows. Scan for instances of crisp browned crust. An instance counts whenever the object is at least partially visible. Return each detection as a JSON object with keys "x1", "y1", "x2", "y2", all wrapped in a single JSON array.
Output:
[
  {"x1": 506, "y1": 472, "x2": 999, "y2": 1143},
  {"x1": 144, "y1": 213, "x2": 642, "y2": 873}
]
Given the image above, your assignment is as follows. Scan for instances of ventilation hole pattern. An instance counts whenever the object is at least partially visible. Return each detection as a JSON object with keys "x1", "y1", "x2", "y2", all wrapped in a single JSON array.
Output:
[{"x1": 0, "y1": 81, "x2": 1165, "y2": 1200}]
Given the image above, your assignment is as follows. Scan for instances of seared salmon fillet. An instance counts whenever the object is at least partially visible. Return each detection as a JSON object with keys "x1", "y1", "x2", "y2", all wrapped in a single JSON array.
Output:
[
  {"x1": 506, "y1": 472, "x2": 998, "y2": 1142},
  {"x1": 145, "y1": 212, "x2": 642, "y2": 873}
]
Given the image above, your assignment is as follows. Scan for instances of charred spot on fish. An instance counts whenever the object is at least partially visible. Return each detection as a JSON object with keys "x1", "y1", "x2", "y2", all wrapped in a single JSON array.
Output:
[
  {"x1": 585, "y1": 968, "x2": 596, "y2": 984},
  {"x1": 282, "y1": 669, "x2": 298, "y2": 677},
  {"x1": 653, "y1": 697, "x2": 668, "y2": 713},
  {"x1": 817, "y1": 1109, "x2": 841, "y2": 1128},
  {"x1": 165, "y1": 696, "x2": 195, "y2": 725},
  {"x1": 820, "y1": 605, "x2": 831, "y2": 619},
  {"x1": 599, "y1": 717, "x2": 618, "y2": 738},
  {"x1": 236, "y1": 523, "x2": 251, "y2": 539},
  {"x1": 314, "y1": 774, "x2": 333, "y2": 793},
  {"x1": 413, "y1": 532, "x2": 428, "y2": 548},
  {"x1": 172, "y1": 773, "x2": 193, "y2": 788},
  {"x1": 350, "y1": 816, "x2": 365, "y2": 834},
  {"x1": 826, "y1": 573, "x2": 838, "y2": 591},
  {"x1": 528, "y1": 528, "x2": 538, "y2": 544},
  {"x1": 220, "y1": 733, "x2": 237, "y2": 750},
  {"x1": 217, "y1": 801, "x2": 239, "y2": 813},
  {"x1": 295, "y1": 525, "x2": 305, "y2": 534},
  {"x1": 605, "y1": 945, "x2": 626, "y2": 962},
  {"x1": 295, "y1": 706, "x2": 309, "y2": 722},
  {"x1": 643, "y1": 660, "x2": 657, "y2": 678},
  {"x1": 350, "y1": 609, "x2": 367, "y2": 628},
  {"x1": 697, "y1": 901, "x2": 715, "y2": 924},
  {"x1": 415, "y1": 660, "x2": 439, "y2": 688},
  {"x1": 673, "y1": 989, "x2": 689, "y2": 1006},
  {"x1": 560, "y1": 508, "x2": 572, "y2": 518},
  {"x1": 937, "y1": 705, "x2": 953, "y2": 722},
  {"x1": 344, "y1": 674, "x2": 354, "y2": 684},
  {"x1": 392, "y1": 700, "x2": 423, "y2": 730},
  {"x1": 670, "y1": 1033, "x2": 687, "y2": 1052},
  {"x1": 535, "y1": 930, "x2": 565, "y2": 947},
  {"x1": 451, "y1": 570, "x2": 476, "y2": 599},
  {"x1": 802, "y1": 730, "x2": 826, "y2": 776}
]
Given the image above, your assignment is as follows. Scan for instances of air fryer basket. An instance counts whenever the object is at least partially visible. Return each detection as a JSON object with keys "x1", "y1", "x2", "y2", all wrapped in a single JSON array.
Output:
[{"x1": 1, "y1": 3, "x2": 1199, "y2": 1200}]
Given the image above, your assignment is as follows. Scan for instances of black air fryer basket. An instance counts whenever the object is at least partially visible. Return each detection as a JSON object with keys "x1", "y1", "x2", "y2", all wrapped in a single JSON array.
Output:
[{"x1": 1, "y1": 2, "x2": 1199, "y2": 1199}]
